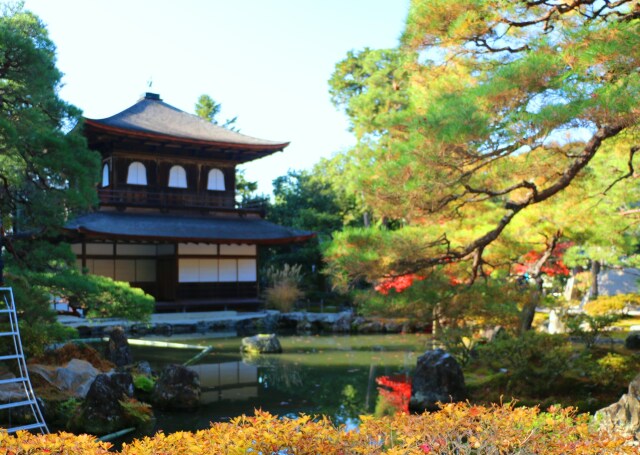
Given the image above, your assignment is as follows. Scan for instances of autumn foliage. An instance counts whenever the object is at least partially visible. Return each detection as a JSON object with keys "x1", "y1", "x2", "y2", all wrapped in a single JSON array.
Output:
[
  {"x1": 513, "y1": 242, "x2": 572, "y2": 278},
  {"x1": 0, "y1": 404, "x2": 634, "y2": 454},
  {"x1": 375, "y1": 273, "x2": 425, "y2": 295},
  {"x1": 376, "y1": 375, "x2": 412, "y2": 414}
]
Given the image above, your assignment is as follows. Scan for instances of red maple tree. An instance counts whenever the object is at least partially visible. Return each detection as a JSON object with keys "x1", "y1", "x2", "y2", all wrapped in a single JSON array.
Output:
[{"x1": 376, "y1": 375, "x2": 412, "y2": 414}]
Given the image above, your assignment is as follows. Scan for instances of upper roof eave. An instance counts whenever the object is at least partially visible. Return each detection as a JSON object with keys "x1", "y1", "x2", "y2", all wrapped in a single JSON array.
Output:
[{"x1": 84, "y1": 119, "x2": 290, "y2": 153}]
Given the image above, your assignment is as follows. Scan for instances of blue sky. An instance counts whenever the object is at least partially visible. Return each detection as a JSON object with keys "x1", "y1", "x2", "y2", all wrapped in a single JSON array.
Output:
[{"x1": 20, "y1": 0, "x2": 410, "y2": 195}]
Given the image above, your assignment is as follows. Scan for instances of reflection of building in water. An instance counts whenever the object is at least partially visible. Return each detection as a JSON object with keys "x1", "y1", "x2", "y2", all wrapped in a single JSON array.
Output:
[{"x1": 189, "y1": 361, "x2": 258, "y2": 404}]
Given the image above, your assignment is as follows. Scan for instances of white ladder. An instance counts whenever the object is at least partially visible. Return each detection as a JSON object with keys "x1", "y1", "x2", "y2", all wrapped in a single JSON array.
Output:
[{"x1": 0, "y1": 287, "x2": 48, "y2": 434}]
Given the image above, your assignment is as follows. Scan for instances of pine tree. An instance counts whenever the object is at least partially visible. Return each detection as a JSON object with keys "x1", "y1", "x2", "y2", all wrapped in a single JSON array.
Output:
[{"x1": 326, "y1": 0, "x2": 640, "y2": 312}]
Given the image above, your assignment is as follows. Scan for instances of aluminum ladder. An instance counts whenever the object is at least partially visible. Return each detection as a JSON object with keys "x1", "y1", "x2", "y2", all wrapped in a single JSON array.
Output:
[{"x1": 0, "y1": 287, "x2": 48, "y2": 434}]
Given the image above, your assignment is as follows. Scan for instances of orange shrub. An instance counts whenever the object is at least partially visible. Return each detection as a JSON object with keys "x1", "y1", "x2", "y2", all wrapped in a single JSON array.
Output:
[{"x1": 0, "y1": 404, "x2": 634, "y2": 454}]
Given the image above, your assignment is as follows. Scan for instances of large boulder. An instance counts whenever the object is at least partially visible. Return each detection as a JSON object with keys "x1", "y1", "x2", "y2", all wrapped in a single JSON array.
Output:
[
  {"x1": 68, "y1": 372, "x2": 137, "y2": 435},
  {"x1": 384, "y1": 320, "x2": 403, "y2": 333},
  {"x1": 330, "y1": 314, "x2": 352, "y2": 333},
  {"x1": 355, "y1": 320, "x2": 384, "y2": 333},
  {"x1": 595, "y1": 372, "x2": 640, "y2": 439},
  {"x1": 409, "y1": 349, "x2": 467, "y2": 413},
  {"x1": 28, "y1": 359, "x2": 100, "y2": 398},
  {"x1": 241, "y1": 334, "x2": 283, "y2": 354},
  {"x1": 104, "y1": 326, "x2": 133, "y2": 367},
  {"x1": 0, "y1": 372, "x2": 24, "y2": 402},
  {"x1": 296, "y1": 318, "x2": 321, "y2": 334},
  {"x1": 151, "y1": 364, "x2": 200, "y2": 410},
  {"x1": 625, "y1": 332, "x2": 640, "y2": 350}
]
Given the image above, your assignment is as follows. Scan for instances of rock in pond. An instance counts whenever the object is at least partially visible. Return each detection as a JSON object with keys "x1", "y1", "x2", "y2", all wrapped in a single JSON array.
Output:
[
  {"x1": 28, "y1": 358, "x2": 100, "y2": 398},
  {"x1": 68, "y1": 372, "x2": 142, "y2": 435},
  {"x1": 104, "y1": 326, "x2": 133, "y2": 367},
  {"x1": 409, "y1": 348, "x2": 466, "y2": 413},
  {"x1": 595, "y1": 372, "x2": 640, "y2": 439},
  {"x1": 241, "y1": 333, "x2": 283, "y2": 354},
  {"x1": 151, "y1": 364, "x2": 200, "y2": 410}
]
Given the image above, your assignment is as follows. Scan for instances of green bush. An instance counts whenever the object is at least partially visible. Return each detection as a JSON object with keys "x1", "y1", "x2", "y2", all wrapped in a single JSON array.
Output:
[
  {"x1": 1, "y1": 275, "x2": 77, "y2": 356},
  {"x1": 565, "y1": 312, "x2": 621, "y2": 349},
  {"x1": 588, "y1": 352, "x2": 636, "y2": 388},
  {"x1": 437, "y1": 326, "x2": 477, "y2": 367},
  {"x1": 477, "y1": 332, "x2": 573, "y2": 395}
]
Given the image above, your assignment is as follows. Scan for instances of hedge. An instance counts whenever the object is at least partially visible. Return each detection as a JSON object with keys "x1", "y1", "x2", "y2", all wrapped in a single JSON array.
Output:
[{"x1": 0, "y1": 403, "x2": 634, "y2": 454}]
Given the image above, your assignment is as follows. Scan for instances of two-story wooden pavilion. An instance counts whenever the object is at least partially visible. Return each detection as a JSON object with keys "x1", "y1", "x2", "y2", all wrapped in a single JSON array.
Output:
[{"x1": 65, "y1": 92, "x2": 313, "y2": 311}]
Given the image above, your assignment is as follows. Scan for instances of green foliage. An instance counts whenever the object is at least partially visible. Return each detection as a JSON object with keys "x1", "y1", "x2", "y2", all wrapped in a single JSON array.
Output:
[
  {"x1": 325, "y1": 0, "x2": 640, "y2": 312},
  {"x1": 2, "y1": 272, "x2": 76, "y2": 356},
  {"x1": 0, "y1": 3, "x2": 100, "y2": 232},
  {"x1": 194, "y1": 93, "x2": 238, "y2": 130},
  {"x1": 58, "y1": 397, "x2": 81, "y2": 421},
  {"x1": 353, "y1": 282, "x2": 438, "y2": 321},
  {"x1": 329, "y1": 47, "x2": 411, "y2": 140},
  {"x1": 4, "y1": 239, "x2": 152, "y2": 355},
  {"x1": 0, "y1": 4, "x2": 153, "y2": 350},
  {"x1": 16, "y1": 260, "x2": 154, "y2": 321},
  {"x1": 264, "y1": 166, "x2": 363, "y2": 301},
  {"x1": 437, "y1": 325, "x2": 477, "y2": 367},
  {"x1": 374, "y1": 394, "x2": 399, "y2": 418},
  {"x1": 477, "y1": 332, "x2": 573, "y2": 395},
  {"x1": 194, "y1": 94, "x2": 221, "y2": 123},
  {"x1": 235, "y1": 168, "x2": 269, "y2": 209},
  {"x1": 565, "y1": 312, "x2": 622, "y2": 350},
  {"x1": 132, "y1": 374, "x2": 155, "y2": 393},
  {"x1": 118, "y1": 397, "x2": 154, "y2": 426},
  {"x1": 590, "y1": 352, "x2": 636, "y2": 388}
]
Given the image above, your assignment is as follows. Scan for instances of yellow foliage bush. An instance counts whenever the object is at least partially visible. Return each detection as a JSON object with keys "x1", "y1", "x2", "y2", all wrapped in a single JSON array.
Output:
[
  {"x1": 0, "y1": 403, "x2": 635, "y2": 454},
  {"x1": 584, "y1": 293, "x2": 640, "y2": 315}
]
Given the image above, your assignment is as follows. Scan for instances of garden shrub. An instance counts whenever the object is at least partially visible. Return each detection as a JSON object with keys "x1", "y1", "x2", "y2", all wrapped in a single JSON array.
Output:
[
  {"x1": 565, "y1": 312, "x2": 622, "y2": 349},
  {"x1": 589, "y1": 352, "x2": 636, "y2": 388},
  {"x1": 119, "y1": 397, "x2": 154, "y2": 426},
  {"x1": 584, "y1": 294, "x2": 640, "y2": 315},
  {"x1": 264, "y1": 263, "x2": 304, "y2": 312},
  {"x1": 476, "y1": 332, "x2": 572, "y2": 395},
  {"x1": 0, "y1": 404, "x2": 634, "y2": 454},
  {"x1": 436, "y1": 325, "x2": 477, "y2": 366}
]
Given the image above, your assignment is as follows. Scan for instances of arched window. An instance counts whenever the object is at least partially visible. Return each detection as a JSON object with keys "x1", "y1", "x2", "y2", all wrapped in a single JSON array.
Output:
[
  {"x1": 126, "y1": 161, "x2": 147, "y2": 185},
  {"x1": 101, "y1": 163, "x2": 110, "y2": 187},
  {"x1": 168, "y1": 165, "x2": 187, "y2": 188},
  {"x1": 207, "y1": 168, "x2": 225, "y2": 191}
]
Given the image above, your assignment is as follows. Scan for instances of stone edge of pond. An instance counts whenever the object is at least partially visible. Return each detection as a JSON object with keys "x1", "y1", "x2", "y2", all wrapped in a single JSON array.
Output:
[{"x1": 58, "y1": 310, "x2": 433, "y2": 338}]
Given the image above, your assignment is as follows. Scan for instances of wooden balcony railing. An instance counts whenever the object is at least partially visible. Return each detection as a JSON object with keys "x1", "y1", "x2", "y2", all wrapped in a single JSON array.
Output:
[{"x1": 98, "y1": 188, "x2": 267, "y2": 212}]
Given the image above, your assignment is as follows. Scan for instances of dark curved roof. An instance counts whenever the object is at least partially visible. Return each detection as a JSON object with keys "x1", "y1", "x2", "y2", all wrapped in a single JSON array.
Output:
[
  {"x1": 84, "y1": 93, "x2": 289, "y2": 152},
  {"x1": 65, "y1": 211, "x2": 314, "y2": 245}
]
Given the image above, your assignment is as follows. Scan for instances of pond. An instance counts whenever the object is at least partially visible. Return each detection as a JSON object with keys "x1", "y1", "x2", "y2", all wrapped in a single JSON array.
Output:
[{"x1": 128, "y1": 333, "x2": 434, "y2": 437}]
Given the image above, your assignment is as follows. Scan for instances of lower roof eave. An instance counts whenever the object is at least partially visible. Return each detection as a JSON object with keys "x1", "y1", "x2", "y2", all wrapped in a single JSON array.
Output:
[{"x1": 67, "y1": 227, "x2": 316, "y2": 246}]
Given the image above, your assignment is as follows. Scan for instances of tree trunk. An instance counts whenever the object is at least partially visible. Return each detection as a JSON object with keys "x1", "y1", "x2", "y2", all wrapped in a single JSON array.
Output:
[
  {"x1": 520, "y1": 276, "x2": 543, "y2": 334},
  {"x1": 590, "y1": 260, "x2": 601, "y2": 300},
  {"x1": 519, "y1": 231, "x2": 561, "y2": 333}
]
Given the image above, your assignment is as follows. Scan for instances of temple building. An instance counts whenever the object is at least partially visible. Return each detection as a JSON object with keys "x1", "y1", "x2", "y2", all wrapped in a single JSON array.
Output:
[{"x1": 64, "y1": 92, "x2": 313, "y2": 311}]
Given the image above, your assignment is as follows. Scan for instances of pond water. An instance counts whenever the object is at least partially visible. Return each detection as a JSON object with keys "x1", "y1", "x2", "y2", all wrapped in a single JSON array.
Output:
[{"x1": 129, "y1": 333, "x2": 433, "y2": 437}]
